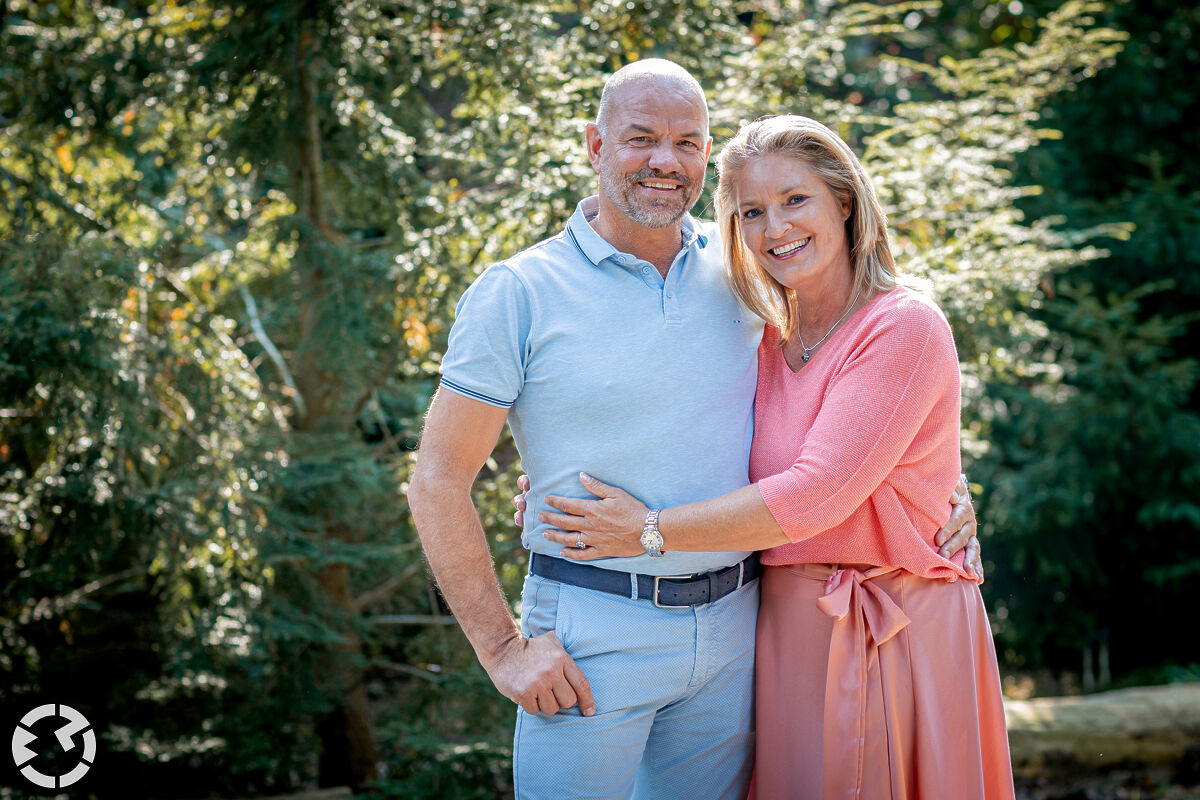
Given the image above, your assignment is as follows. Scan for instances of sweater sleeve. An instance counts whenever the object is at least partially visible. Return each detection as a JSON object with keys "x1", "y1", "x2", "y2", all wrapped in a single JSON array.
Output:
[{"x1": 756, "y1": 298, "x2": 960, "y2": 541}]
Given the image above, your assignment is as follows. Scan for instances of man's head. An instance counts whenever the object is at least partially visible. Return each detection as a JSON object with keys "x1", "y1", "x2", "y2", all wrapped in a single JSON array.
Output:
[{"x1": 587, "y1": 59, "x2": 712, "y2": 230}]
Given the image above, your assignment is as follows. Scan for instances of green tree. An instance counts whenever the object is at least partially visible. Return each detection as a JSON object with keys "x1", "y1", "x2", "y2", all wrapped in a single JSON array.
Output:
[
  {"x1": 934, "y1": 0, "x2": 1200, "y2": 682},
  {"x1": 977, "y1": 283, "x2": 1200, "y2": 678}
]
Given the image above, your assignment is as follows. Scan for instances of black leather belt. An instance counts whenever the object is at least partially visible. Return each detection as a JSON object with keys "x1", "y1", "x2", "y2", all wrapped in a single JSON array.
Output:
[{"x1": 529, "y1": 552, "x2": 761, "y2": 609}]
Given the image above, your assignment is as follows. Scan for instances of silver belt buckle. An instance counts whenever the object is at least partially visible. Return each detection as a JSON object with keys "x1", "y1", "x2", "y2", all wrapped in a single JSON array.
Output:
[{"x1": 653, "y1": 575, "x2": 693, "y2": 609}]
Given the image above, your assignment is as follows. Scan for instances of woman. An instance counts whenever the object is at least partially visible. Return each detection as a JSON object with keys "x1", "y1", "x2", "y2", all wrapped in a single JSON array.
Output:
[{"x1": 537, "y1": 116, "x2": 1015, "y2": 798}]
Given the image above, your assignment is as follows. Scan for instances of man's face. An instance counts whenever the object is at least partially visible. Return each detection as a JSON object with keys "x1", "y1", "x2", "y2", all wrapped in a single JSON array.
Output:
[{"x1": 591, "y1": 82, "x2": 712, "y2": 229}]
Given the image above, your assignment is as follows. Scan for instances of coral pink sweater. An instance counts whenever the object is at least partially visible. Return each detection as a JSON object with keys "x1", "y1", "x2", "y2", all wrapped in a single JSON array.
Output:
[{"x1": 752, "y1": 287, "x2": 973, "y2": 581}]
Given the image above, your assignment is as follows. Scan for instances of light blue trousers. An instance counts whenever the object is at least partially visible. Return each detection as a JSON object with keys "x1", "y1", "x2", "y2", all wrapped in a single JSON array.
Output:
[{"x1": 513, "y1": 571, "x2": 758, "y2": 800}]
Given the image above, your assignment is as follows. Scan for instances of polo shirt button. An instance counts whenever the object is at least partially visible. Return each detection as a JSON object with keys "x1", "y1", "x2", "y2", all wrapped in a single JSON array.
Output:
[
  {"x1": 666, "y1": 292, "x2": 674, "y2": 298},
  {"x1": 641, "y1": 267, "x2": 651, "y2": 274}
]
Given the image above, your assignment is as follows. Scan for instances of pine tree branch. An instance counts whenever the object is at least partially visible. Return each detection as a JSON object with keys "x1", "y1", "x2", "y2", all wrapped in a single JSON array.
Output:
[
  {"x1": 240, "y1": 285, "x2": 307, "y2": 420},
  {"x1": 370, "y1": 661, "x2": 442, "y2": 683},
  {"x1": 18, "y1": 567, "x2": 144, "y2": 624},
  {"x1": 370, "y1": 614, "x2": 458, "y2": 626},
  {"x1": 351, "y1": 562, "x2": 421, "y2": 614}
]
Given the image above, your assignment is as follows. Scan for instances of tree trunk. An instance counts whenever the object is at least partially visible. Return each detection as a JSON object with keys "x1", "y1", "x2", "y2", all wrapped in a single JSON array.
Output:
[
  {"x1": 315, "y1": 560, "x2": 377, "y2": 789},
  {"x1": 292, "y1": 16, "x2": 378, "y2": 790}
]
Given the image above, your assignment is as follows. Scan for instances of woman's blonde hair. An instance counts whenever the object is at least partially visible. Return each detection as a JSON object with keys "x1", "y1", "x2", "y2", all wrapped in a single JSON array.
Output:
[{"x1": 715, "y1": 115, "x2": 903, "y2": 344}]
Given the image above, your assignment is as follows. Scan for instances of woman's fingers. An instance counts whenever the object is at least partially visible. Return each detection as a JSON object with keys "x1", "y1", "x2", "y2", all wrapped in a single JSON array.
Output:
[
  {"x1": 513, "y1": 494, "x2": 526, "y2": 527},
  {"x1": 542, "y1": 528, "x2": 577, "y2": 547},
  {"x1": 966, "y1": 535, "x2": 984, "y2": 582},
  {"x1": 578, "y1": 472, "x2": 624, "y2": 498},
  {"x1": 938, "y1": 520, "x2": 976, "y2": 559},
  {"x1": 539, "y1": 509, "x2": 588, "y2": 530},
  {"x1": 541, "y1": 528, "x2": 628, "y2": 561},
  {"x1": 512, "y1": 474, "x2": 530, "y2": 527},
  {"x1": 936, "y1": 487, "x2": 976, "y2": 547},
  {"x1": 544, "y1": 494, "x2": 598, "y2": 515}
]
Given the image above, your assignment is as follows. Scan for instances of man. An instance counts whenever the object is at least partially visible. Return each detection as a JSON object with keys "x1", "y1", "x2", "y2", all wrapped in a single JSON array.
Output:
[{"x1": 408, "y1": 59, "x2": 977, "y2": 799}]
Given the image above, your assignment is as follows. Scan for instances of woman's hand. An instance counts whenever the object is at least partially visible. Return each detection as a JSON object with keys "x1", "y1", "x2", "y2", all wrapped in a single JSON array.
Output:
[
  {"x1": 512, "y1": 474, "x2": 530, "y2": 528},
  {"x1": 539, "y1": 473, "x2": 649, "y2": 560},
  {"x1": 935, "y1": 474, "x2": 983, "y2": 581}
]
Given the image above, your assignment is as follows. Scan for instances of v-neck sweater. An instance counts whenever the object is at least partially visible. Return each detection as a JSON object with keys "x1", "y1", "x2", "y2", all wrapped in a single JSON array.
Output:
[{"x1": 752, "y1": 287, "x2": 973, "y2": 581}]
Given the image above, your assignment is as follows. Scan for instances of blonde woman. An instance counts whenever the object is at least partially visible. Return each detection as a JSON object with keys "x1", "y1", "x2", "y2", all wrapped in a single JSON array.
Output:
[{"x1": 539, "y1": 115, "x2": 1015, "y2": 798}]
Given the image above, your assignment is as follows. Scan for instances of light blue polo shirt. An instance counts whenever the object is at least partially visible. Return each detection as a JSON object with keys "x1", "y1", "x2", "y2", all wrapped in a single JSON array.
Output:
[{"x1": 440, "y1": 196, "x2": 764, "y2": 576}]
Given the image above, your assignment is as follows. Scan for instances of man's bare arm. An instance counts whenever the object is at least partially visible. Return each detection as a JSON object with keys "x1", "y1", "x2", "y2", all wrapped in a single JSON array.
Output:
[{"x1": 407, "y1": 388, "x2": 594, "y2": 716}]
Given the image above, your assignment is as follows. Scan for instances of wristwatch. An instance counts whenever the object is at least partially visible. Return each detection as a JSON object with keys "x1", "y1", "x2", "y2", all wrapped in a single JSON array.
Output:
[{"x1": 641, "y1": 509, "x2": 664, "y2": 557}]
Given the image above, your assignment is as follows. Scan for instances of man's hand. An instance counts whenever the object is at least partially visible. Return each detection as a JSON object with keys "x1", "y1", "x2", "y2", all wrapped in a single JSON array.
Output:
[
  {"x1": 409, "y1": 391, "x2": 596, "y2": 714},
  {"x1": 486, "y1": 631, "x2": 596, "y2": 717},
  {"x1": 935, "y1": 474, "x2": 983, "y2": 581}
]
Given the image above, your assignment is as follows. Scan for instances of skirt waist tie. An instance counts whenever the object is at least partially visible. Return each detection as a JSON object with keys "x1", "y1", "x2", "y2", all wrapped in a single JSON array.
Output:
[{"x1": 814, "y1": 565, "x2": 911, "y2": 799}]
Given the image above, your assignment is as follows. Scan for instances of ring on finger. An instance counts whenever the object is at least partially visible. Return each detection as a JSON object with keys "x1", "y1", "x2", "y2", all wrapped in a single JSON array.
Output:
[{"x1": 575, "y1": 533, "x2": 586, "y2": 550}]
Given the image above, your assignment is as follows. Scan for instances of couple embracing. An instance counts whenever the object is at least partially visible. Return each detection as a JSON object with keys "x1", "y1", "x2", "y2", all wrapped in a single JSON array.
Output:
[{"x1": 408, "y1": 59, "x2": 1014, "y2": 800}]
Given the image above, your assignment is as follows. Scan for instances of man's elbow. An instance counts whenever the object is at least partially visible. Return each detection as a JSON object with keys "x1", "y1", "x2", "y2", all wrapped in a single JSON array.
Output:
[
  {"x1": 406, "y1": 462, "x2": 441, "y2": 520},
  {"x1": 406, "y1": 457, "x2": 469, "y2": 524}
]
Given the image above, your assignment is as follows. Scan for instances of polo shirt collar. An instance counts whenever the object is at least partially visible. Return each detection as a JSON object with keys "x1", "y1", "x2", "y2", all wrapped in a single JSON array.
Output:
[{"x1": 566, "y1": 195, "x2": 710, "y2": 267}]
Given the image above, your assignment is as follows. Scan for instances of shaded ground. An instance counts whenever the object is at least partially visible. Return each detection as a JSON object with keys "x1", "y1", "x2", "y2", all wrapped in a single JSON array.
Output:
[{"x1": 1017, "y1": 771, "x2": 1200, "y2": 800}]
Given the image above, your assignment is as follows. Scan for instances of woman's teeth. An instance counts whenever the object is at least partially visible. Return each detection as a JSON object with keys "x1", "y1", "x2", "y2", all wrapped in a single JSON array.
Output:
[{"x1": 771, "y1": 237, "x2": 811, "y2": 256}]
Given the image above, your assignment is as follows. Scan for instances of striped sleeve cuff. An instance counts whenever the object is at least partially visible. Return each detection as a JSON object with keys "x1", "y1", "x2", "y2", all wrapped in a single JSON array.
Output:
[{"x1": 439, "y1": 377, "x2": 514, "y2": 409}]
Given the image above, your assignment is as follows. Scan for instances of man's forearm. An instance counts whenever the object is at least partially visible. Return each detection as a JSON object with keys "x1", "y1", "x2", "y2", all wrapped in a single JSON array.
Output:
[{"x1": 409, "y1": 476, "x2": 522, "y2": 669}]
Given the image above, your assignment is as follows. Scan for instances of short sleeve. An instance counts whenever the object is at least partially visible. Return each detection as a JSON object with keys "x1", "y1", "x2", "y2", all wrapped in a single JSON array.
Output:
[{"x1": 439, "y1": 264, "x2": 532, "y2": 408}]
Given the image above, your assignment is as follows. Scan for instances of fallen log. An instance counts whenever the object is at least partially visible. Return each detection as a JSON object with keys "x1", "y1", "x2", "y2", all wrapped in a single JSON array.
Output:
[{"x1": 1006, "y1": 683, "x2": 1200, "y2": 784}]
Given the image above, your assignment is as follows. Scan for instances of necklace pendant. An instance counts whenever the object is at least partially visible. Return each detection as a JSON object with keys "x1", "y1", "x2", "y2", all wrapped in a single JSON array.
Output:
[{"x1": 801, "y1": 350, "x2": 812, "y2": 363}]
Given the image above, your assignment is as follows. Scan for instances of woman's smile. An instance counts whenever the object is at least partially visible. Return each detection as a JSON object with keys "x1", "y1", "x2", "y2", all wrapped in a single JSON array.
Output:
[{"x1": 769, "y1": 236, "x2": 811, "y2": 258}]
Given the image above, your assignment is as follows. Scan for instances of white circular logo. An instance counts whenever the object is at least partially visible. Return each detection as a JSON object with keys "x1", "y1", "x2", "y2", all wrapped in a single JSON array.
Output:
[{"x1": 11, "y1": 704, "x2": 97, "y2": 789}]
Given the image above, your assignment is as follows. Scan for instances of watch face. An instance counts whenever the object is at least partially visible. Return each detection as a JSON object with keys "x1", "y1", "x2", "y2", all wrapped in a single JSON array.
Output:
[{"x1": 641, "y1": 529, "x2": 663, "y2": 552}]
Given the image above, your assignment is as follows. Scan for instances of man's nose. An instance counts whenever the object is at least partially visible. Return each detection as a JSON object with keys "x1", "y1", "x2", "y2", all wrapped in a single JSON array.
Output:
[{"x1": 646, "y1": 141, "x2": 682, "y2": 173}]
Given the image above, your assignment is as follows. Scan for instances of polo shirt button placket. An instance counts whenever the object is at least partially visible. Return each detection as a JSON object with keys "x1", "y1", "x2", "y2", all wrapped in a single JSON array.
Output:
[{"x1": 663, "y1": 282, "x2": 681, "y2": 324}]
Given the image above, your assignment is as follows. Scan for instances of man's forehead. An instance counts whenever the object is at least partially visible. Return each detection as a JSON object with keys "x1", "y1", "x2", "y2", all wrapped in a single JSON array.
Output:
[
  {"x1": 608, "y1": 83, "x2": 708, "y2": 133},
  {"x1": 611, "y1": 77, "x2": 705, "y2": 107}
]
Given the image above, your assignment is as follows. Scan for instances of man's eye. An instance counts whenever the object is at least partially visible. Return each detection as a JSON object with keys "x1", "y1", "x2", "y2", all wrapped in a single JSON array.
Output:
[{"x1": 679, "y1": 141, "x2": 698, "y2": 149}]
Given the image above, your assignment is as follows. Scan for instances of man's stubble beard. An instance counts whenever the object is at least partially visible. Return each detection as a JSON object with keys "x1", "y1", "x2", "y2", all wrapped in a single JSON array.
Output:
[{"x1": 597, "y1": 154, "x2": 703, "y2": 230}]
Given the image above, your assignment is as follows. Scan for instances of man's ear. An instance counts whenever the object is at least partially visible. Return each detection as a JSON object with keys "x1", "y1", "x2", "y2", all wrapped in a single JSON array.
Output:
[{"x1": 585, "y1": 123, "x2": 604, "y2": 172}]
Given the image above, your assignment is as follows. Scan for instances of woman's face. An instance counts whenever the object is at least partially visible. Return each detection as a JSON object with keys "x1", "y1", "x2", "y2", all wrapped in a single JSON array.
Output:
[{"x1": 734, "y1": 153, "x2": 852, "y2": 291}]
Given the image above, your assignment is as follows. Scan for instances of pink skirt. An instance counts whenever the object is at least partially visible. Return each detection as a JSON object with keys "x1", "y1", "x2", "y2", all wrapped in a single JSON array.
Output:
[{"x1": 751, "y1": 563, "x2": 1015, "y2": 800}]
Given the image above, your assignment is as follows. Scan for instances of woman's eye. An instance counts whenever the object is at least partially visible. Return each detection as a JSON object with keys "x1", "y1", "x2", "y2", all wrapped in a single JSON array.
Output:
[
  {"x1": 787, "y1": 194, "x2": 808, "y2": 205},
  {"x1": 742, "y1": 209, "x2": 761, "y2": 220}
]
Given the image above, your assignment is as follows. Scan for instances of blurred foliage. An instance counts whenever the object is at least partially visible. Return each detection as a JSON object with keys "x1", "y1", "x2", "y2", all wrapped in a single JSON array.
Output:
[
  {"x1": 2, "y1": 0, "x2": 1191, "y2": 798},
  {"x1": 979, "y1": 282, "x2": 1200, "y2": 672},
  {"x1": 917, "y1": 0, "x2": 1200, "y2": 682}
]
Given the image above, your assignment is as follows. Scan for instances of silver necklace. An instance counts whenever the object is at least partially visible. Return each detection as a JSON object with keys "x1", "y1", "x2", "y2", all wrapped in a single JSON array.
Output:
[{"x1": 798, "y1": 287, "x2": 862, "y2": 363}]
